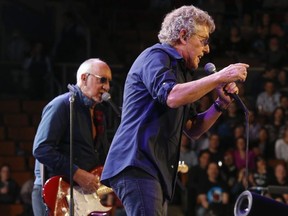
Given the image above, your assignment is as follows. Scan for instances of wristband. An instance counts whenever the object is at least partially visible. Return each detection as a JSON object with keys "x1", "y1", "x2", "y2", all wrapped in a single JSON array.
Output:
[{"x1": 214, "y1": 101, "x2": 226, "y2": 112}]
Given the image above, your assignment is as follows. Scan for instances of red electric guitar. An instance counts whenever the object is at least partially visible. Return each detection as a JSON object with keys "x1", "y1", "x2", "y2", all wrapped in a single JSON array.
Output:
[{"x1": 42, "y1": 166, "x2": 113, "y2": 216}]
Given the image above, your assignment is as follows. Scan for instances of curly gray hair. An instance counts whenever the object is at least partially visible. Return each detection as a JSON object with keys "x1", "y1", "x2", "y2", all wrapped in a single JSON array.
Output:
[{"x1": 158, "y1": 5, "x2": 215, "y2": 45}]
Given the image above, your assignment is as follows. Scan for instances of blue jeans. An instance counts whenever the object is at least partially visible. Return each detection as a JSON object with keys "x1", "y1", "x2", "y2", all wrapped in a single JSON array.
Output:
[
  {"x1": 109, "y1": 167, "x2": 167, "y2": 216},
  {"x1": 32, "y1": 184, "x2": 48, "y2": 216}
]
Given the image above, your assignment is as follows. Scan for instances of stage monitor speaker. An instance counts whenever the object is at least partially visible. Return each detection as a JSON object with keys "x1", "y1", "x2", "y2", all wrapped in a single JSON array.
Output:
[{"x1": 234, "y1": 190, "x2": 288, "y2": 216}]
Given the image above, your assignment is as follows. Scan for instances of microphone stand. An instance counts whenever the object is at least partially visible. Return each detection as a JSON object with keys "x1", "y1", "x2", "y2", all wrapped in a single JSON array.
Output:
[{"x1": 68, "y1": 84, "x2": 75, "y2": 216}]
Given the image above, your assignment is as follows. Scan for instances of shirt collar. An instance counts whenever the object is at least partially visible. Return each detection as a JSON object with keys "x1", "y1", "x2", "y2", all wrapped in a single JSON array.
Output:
[
  {"x1": 69, "y1": 84, "x2": 96, "y2": 108},
  {"x1": 157, "y1": 43, "x2": 194, "y2": 76}
]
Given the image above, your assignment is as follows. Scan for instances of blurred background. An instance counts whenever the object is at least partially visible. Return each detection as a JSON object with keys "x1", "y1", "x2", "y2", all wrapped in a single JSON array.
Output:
[{"x1": 0, "y1": 0, "x2": 288, "y2": 215}]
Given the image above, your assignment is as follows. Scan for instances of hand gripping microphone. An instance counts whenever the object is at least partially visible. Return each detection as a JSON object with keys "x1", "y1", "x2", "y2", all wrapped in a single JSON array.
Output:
[
  {"x1": 101, "y1": 92, "x2": 121, "y2": 118},
  {"x1": 204, "y1": 63, "x2": 248, "y2": 112},
  {"x1": 205, "y1": 63, "x2": 250, "y2": 193}
]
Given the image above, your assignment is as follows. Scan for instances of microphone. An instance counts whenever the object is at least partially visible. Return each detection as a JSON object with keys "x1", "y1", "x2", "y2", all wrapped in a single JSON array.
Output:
[
  {"x1": 102, "y1": 92, "x2": 121, "y2": 118},
  {"x1": 204, "y1": 63, "x2": 248, "y2": 112},
  {"x1": 67, "y1": 84, "x2": 76, "y2": 102},
  {"x1": 67, "y1": 84, "x2": 76, "y2": 96}
]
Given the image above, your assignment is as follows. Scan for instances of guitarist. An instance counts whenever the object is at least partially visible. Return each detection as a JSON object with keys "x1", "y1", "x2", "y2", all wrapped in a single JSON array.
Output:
[{"x1": 32, "y1": 58, "x2": 113, "y2": 216}]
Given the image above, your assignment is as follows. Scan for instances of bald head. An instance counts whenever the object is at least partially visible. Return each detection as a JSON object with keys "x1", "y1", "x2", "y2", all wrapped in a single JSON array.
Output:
[
  {"x1": 76, "y1": 58, "x2": 110, "y2": 85},
  {"x1": 76, "y1": 58, "x2": 112, "y2": 103}
]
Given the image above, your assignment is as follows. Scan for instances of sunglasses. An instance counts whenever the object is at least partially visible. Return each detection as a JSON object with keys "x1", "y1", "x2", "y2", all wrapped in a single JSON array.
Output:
[{"x1": 86, "y1": 73, "x2": 110, "y2": 84}]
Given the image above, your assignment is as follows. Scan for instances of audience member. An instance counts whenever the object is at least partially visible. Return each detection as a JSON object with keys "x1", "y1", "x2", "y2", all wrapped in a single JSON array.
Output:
[
  {"x1": 220, "y1": 150, "x2": 238, "y2": 194},
  {"x1": 220, "y1": 123, "x2": 248, "y2": 157},
  {"x1": 265, "y1": 106, "x2": 286, "y2": 143},
  {"x1": 269, "y1": 22, "x2": 287, "y2": 50},
  {"x1": 251, "y1": 24, "x2": 268, "y2": 58},
  {"x1": 179, "y1": 133, "x2": 198, "y2": 169},
  {"x1": 256, "y1": 12, "x2": 271, "y2": 37},
  {"x1": 233, "y1": 136, "x2": 256, "y2": 171},
  {"x1": 283, "y1": 193, "x2": 288, "y2": 205},
  {"x1": 22, "y1": 41, "x2": 52, "y2": 99},
  {"x1": 256, "y1": 79, "x2": 281, "y2": 117},
  {"x1": 230, "y1": 168, "x2": 248, "y2": 202},
  {"x1": 239, "y1": 13, "x2": 256, "y2": 49},
  {"x1": 251, "y1": 12, "x2": 271, "y2": 56},
  {"x1": 192, "y1": 131, "x2": 211, "y2": 154},
  {"x1": 279, "y1": 94, "x2": 288, "y2": 119},
  {"x1": 233, "y1": 124, "x2": 246, "y2": 141},
  {"x1": 261, "y1": 35, "x2": 288, "y2": 67},
  {"x1": 196, "y1": 162, "x2": 230, "y2": 216},
  {"x1": 276, "y1": 68, "x2": 288, "y2": 95},
  {"x1": 186, "y1": 150, "x2": 211, "y2": 216},
  {"x1": 250, "y1": 66, "x2": 278, "y2": 101},
  {"x1": 269, "y1": 162, "x2": 288, "y2": 203},
  {"x1": 0, "y1": 164, "x2": 20, "y2": 204},
  {"x1": 275, "y1": 126, "x2": 288, "y2": 162},
  {"x1": 204, "y1": 133, "x2": 224, "y2": 163},
  {"x1": 248, "y1": 156, "x2": 273, "y2": 188},
  {"x1": 52, "y1": 11, "x2": 87, "y2": 63},
  {"x1": 224, "y1": 24, "x2": 248, "y2": 61},
  {"x1": 252, "y1": 126, "x2": 273, "y2": 160},
  {"x1": 6, "y1": 28, "x2": 30, "y2": 62},
  {"x1": 237, "y1": 82, "x2": 255, "y2": 110},
  {"x1": 20, "y1": 177, "x2": 34, "y2": 216},
  {"x1": 215, "y1": 101, "x2": 244, "y2": 147},
  {"x1": 248, "y1": 109, "x2": 262, "y2": 144}
]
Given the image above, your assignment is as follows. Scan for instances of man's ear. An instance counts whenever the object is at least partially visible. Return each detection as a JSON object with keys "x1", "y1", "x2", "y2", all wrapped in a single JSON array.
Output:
[
  {"x1": 179, "y1": 29, "x2": 188, "y2": 43},
  {"x1": 82, "y1": 73, "x2": 88, "y2": 81}
]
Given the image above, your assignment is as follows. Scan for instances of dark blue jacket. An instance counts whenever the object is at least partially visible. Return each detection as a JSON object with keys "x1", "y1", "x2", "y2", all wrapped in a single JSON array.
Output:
[{"x1": 33, "y1": 85, "x2": 109, "y2": 185}]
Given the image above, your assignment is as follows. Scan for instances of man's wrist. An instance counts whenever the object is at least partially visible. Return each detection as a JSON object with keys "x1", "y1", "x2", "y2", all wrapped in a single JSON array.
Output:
[{"x1": 213, "y1": 100, "x2": 227, "y2": 112}]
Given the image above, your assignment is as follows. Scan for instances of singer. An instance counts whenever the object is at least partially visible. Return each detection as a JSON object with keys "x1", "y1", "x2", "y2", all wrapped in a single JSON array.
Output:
[
  {"x1": 101, "y1": 5, "x2": 249, "y2": 216},
  {"x1": 32, "y1": 58, "x2": 113, "y2": 216}
]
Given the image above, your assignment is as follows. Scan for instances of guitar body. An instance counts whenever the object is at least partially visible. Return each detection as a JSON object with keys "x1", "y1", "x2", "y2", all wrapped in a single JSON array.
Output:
[
  {"x1": 42, "y1": 164, "x2": 188, "y2": 215},
  {"x1": 42, "y1": 166, "x2": 112, "y2": 216}
]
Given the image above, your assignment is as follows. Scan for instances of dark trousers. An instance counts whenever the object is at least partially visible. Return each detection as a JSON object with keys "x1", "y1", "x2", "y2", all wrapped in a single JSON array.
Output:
[{"x1": 109, "y1": 167, "x2": 168, "y2": 216}]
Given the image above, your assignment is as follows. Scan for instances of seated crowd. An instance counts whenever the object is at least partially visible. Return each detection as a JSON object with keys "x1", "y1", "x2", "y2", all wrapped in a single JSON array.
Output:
[{"x1": 177, "y1": 72, "x2": 288, "y2": 215}]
